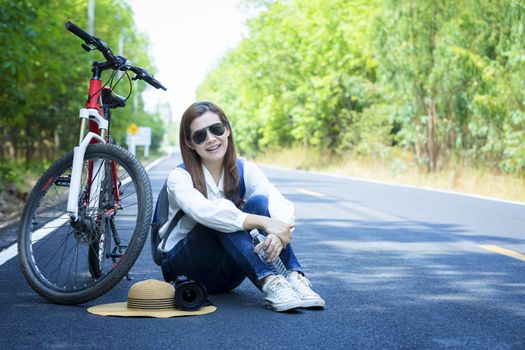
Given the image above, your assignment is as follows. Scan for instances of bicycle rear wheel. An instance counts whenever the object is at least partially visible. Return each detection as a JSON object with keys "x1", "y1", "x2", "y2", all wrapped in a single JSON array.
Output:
[{"x1": 18, "y1": 143, "x2": 152, "y2": 304}]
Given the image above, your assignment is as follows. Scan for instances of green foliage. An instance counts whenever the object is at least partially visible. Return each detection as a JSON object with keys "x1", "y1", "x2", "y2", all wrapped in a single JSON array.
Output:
[
  {"x1": 198, "y1": 0, "x2": 385, "y2": 156},
  {"x1": 0, "y1": 161, "x2": 24, "y2": 192},
  {"x1": 0, "y1": 0, "x2": 165, "y2": 171},
  {"x1": 0, "y1": 158, "x2": 50, "y2": 193},
  {"x1": 375, "y1": 0, "x2": 525, "y2": 173},
  {"x1": 199, "y1": 0, "x2": 525, "y2": 176}
]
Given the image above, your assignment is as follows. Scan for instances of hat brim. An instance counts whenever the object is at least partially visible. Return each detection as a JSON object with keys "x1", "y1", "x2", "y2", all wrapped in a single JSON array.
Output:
[{"x1": 87, "y1": 302, "x2": 216, "y2": 318}]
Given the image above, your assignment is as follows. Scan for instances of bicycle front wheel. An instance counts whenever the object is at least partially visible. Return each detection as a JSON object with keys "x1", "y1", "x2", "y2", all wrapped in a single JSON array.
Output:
[{"x1": 18, "y1": 143, "x2": 153, "y2": 304}]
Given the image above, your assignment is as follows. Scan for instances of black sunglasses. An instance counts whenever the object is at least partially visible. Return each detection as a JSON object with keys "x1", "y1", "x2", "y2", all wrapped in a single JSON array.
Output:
[{"x1": 190, "y1": 122, "x2": 226, "y2": 144}]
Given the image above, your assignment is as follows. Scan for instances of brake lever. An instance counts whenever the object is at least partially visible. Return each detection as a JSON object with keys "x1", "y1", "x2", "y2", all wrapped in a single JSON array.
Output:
[{"x1": 81, "y1": 43, "x2": 92, "y2": 52}]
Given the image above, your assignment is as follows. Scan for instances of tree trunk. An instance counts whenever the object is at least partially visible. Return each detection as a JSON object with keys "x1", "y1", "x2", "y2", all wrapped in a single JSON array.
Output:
[
  {"x1": 12, "y1": 131, "x2": 19, "y2": 162},
  {"x1": 428, "y1": 97, "x2": 439, "y2": 172},
  {"x1": 0, "y1": 129, "x2": 5, "y2": 159},
  {"x1": 54, "y1": 129, "x2": 60, "y2": 160}
]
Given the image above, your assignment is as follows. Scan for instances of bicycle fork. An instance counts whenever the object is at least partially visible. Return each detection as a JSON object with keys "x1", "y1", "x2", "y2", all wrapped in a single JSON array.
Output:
[
  {"x1": 66, "y1": 107, "x2": 131, "y2": 278},
  {"x1": 67, "y1": 108, "x2": 108, "y2": 223}
]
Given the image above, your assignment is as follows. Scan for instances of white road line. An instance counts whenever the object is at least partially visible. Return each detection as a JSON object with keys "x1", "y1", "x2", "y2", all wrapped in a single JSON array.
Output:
[
  {"x1": 479, "y1": 244, "x2": 525, "y2": 262},
  {"x1": 0, "y1": 243, "x2": 18, "y2": 266},
  {"x1": 295, "y1": 188, "x2": 325, "y2": 197},
  {"x1": 144, "y1": 154, "x2": 169, "y2": 171},
  {"x1": 0, "y1": 215, "x2": 71, "y2": 266}
]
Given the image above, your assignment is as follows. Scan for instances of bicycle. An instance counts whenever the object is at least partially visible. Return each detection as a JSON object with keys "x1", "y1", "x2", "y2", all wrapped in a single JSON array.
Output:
[{"x1": 17, "y1": 21, "x2": 166, "y2": 305}]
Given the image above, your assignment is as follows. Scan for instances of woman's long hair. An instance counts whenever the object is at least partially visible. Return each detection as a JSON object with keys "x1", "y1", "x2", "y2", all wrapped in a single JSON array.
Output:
[{"x1": 179, "y1": 101, "x2": 242, "y2": 207}]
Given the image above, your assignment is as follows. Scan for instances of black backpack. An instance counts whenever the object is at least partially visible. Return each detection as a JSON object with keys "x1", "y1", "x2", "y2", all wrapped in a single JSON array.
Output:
[{"x1": 150, "y1": 159, "x2": 246, "y2": 266}]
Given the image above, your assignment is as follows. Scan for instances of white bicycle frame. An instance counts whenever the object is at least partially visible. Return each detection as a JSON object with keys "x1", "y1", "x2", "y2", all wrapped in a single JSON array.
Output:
[{"x1": 66, "y1": 108, "x2": 108, "y2": 221}]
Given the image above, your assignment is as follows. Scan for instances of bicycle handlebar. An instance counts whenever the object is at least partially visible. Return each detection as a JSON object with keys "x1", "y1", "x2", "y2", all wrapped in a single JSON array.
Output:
[
  {"x1": 65, "y1": 21, "x2": 92, "y2": 44},
  {"x1": 128, "y1": 66, "x2": 166, "y2": 90},
  {"x1": 64, "y1": 21, "x2": 167, "y2": 91}
]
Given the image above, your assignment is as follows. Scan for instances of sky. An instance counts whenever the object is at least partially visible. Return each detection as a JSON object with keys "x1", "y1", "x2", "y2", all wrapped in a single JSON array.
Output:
[{"x1": 127, "y1": 0, "x2": 252, "y2": 122}]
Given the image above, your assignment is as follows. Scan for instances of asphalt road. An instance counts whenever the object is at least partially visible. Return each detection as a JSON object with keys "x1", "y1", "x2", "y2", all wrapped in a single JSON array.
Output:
[{"x1": 1, "y1": 152, "x2": 524, "y2": 349}]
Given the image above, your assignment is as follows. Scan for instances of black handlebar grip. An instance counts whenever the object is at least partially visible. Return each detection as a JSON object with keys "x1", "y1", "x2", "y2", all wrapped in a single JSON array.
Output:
[
  {"x1": 145, "y1": 76, "x2": 167, "y2": 91},
  {"x1": 132, "y1": 66, "x2": 167, "y2": 90},
  {"x1": 151, "y1": 78, "x2": 167, "y2": 91},
  {"x1": 65, "y1": 21, "x2": 93, "y2": 43}
]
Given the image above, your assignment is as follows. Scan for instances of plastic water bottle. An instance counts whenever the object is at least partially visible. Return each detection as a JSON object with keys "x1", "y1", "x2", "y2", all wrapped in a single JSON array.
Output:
[{"x1": 254, "y1": 233, "x2": 289, "y2": 277}]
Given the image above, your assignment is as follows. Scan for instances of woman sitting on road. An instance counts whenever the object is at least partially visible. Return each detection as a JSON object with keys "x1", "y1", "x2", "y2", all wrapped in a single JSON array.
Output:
[{"x1": 159, "y1": 101, "x2": 324, "y2": 312}]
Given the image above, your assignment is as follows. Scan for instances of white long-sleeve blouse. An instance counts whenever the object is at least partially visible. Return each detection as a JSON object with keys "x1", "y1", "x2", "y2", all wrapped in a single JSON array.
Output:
[{"x1": 158, "y1": 159, "x2": 295, "y2": 252}]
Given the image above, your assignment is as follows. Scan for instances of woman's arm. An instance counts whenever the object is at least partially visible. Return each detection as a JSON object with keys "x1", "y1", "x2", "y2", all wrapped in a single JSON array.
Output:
[
  {"x1": 167, "y1": 168, "x2": 247, "y2": 233},
  {"x1": 243, "y1": 160, "x2": 295, "y2": 225}
]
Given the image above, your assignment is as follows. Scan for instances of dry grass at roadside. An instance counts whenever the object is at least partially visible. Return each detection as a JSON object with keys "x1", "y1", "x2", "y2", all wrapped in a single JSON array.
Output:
[{"x1": 252, "y1": 146, "x2": 525, "y2": 204}]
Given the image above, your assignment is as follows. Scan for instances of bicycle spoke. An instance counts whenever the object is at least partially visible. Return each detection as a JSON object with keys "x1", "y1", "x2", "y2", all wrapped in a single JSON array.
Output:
[
  {"x1": 36, "y1": 204, "x2": 67, "y2": 211},
  {"x1": 119, "y1": 191, "x2": 137, "y2": 202},
  {"x1": 65, "y1": 227, "x2": 78, "y2": 288},
  {"x1": 119, "y1": 181, "x2": 134, "y2": 195},
  {"x1": 33, "y1": 228, "x2": 66, "y2": 254},
  {"x1": 51, "y1": 185, "x2": 67, "y2": 209},
  {"x1": 119, "y1": 202, "x2": 138, "y2": 210},
  {"x1": 39, "y1": 231, "x2": 71, "y2": 274},
  {"x1": 73, "y1": 241, "x2": 80, "y2": 288},
  {"x1": 53, "y1": 230, "x2": 73, "y2": 286}
]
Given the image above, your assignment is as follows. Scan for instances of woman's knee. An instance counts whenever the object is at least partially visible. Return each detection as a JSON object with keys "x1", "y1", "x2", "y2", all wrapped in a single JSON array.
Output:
[
  {"x1": 217, "y1": 229, "x2": 254, "y2": 253},
  {"x1": 243, "y1": 195, "x2": 269, "y2": 216}
]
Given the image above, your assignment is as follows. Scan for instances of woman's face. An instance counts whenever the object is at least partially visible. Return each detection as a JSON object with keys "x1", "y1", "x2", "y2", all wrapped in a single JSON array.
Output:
[{"x1": 188, "y1": 111, "x2": 230, "y2": 166}]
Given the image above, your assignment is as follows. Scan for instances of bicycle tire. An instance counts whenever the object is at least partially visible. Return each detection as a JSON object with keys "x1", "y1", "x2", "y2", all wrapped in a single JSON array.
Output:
[{"x1": 18, "y1": 143, "x2": 153, "y2": 305}]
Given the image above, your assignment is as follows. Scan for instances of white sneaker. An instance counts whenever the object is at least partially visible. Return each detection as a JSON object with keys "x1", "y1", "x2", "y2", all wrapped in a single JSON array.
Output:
[
  {"x1": 262, "y1": 275, "x2": 303, "y2": 312},
  {"x1": 287, "y1": 272, "x2": 325, "y2": 309}
]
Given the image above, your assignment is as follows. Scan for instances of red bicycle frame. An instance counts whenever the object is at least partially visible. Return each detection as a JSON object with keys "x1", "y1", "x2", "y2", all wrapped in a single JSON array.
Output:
[
  {"x1": 87, "y1": 78, "x2": 103, "y2": 134},
  {"x1": 84, "y1": 77, "x2": 121, "y2": 209}
]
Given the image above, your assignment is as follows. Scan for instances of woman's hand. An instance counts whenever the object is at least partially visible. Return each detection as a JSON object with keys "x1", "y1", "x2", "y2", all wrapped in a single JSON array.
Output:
[
  {"x1": 243, "y1": 214, "x2": 295, "y2": 247},
  {"x1": 254, "y1": 234, "x2": 283, "y2": 262},
  {"x1": 262, "y1": 218, "x2": 294, "y2": 247}
]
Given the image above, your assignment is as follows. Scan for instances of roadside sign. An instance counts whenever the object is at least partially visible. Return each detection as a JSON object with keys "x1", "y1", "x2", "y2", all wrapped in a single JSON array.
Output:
[
  {"x1": 127, "y1": 123, "x2": 139, "y2": 136},
  {"x1": 126, "y1": 126, "x2": 151, "y2": 158}
]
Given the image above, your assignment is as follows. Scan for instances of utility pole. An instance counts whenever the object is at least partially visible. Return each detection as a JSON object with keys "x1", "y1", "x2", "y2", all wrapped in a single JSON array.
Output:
[
  {"x1": 88, "y1": 0, "x2": 95, "y2": 35},
  {"x1": 118, "y1": 35, "x2": 124, "y2": 79}
]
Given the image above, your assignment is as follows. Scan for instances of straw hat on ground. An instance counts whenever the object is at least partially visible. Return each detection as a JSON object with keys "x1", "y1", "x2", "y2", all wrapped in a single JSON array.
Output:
[{"x1": 87, "y1": 279, "x2": 216, "y2": 318}]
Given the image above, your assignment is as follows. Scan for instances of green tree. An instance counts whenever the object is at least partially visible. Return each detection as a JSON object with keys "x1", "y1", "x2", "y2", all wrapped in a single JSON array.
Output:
[
  {"x1": 199, "y1": 0, "x2": 385, "y2": 157},
  {"x1": 375, "y1": 0, "x2": 525, "y2": 173},
  {"x1": 199, "y1": 0, "x2": 525, "y2": 176},
  {"x1": 0, "y1": 0, "x2": 164, "y2": 169}
]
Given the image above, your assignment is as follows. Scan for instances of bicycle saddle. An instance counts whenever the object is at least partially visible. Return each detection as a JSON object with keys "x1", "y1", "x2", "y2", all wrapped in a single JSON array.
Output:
[{"x1": 101, "y1": 88, "x2": 126, "y2": 109}]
